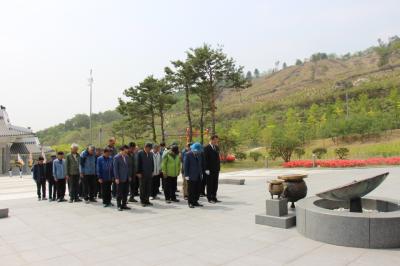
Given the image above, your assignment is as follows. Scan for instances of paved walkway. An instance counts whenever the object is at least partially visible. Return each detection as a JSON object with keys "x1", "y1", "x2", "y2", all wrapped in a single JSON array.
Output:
[{"x1": 0, "y1": 167, "x2": 399, "y2": 266}]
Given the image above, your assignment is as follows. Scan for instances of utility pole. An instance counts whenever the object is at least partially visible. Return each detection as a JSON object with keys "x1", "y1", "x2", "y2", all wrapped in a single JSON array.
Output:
[{"x1": 88, "y1": 69, "x2": 94, "y2": 144}]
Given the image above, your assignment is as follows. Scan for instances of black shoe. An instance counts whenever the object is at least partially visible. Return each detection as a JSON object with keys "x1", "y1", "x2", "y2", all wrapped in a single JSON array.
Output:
[
  {"x1": 42, "y1": 197, "x2": 48, "y2": 200},
  {"x1": 147, "y1": 202, "x2": 153, "y2": 206},
  {"x1": 215, "y1": 199, "x2": 221, "y2": 203},
  {"x1": 208, "y1": 200, "x2": 216, "y2": 204},
  {"x1": 166, "y1": 200, "x2": 172, "y2": 204},
  {"x1": 118, "y1": 207, "x2": 123, "y2": 211},
  {"x1": 103, "y1": 204, "x2": 109, "y2": 208},
  {"x1": 172, "y1": 199, "x2": 180, "y2": 203},
  {"x1": 89, "y1": 198, "x2": 97, "y2": 202},
  {"x1": 122, "y1": 206, "x2": 131, "y2": 210},
  {"x1": 69, "y1": 199, "x2": 73, "y2": 203},
  {"x1": 184, "y1": 196, "x2": 188, "y2": 200},
  {"x1": 128, "y1": 197, "x2": 137, "y2": 203},
  {"x1": 75, "y1": 198, "x2": 82, "y2": 202},
  {"x1": 85, "y1": 200, "x2": 90, "y2": 204},
  {"x1": 189, "y1": 204, "x2": 195, "y2": 208},
  {"x1": 194, "y1": 202, "x2": 203, "y2": 207},
  {"x1": 38, "y1": 197, "x2": 41, "y2": 201}
]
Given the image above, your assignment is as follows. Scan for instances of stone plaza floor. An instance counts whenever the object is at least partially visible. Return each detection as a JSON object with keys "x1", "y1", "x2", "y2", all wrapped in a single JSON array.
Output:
[{"x1": 0, "y1": 167, "x2": 399, "y2": 266}]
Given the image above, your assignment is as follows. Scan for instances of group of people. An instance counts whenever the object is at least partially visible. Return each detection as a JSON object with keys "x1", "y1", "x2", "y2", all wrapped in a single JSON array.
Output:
[{"x1": 32, "y1": 135, "x2": 221, "y2": 210}]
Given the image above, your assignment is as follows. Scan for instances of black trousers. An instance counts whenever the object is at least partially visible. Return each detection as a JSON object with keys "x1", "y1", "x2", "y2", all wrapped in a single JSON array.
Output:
[
  {"x1": 207, "y1": 171, "x2": 219, "y2": 201},
  {"x1": 200, "y1": 175, "x2": 207, "y2": 195},
  {"x1": 83, "y1": 175, "x2": 97, "y2": 200},
  {"x1": 140, "y1": 176, "x2": 152, "y2": 203},
  {"x1": 164, "y1": 176, "x2": 177, "y2": 201},
  {"x1": 112, "y1": 181, "x2": 117, "y2": 198},
  {"x1": 151, "y1": 174, "x2": 161, "y2": 197},
  {"x1": 129, "y1": 176, "x2": 139, "y2": 198},
  {"x1": 101, "y1": 180, "x2": 112, "y2": 205},
  {"x1": 47, "y1": 178, "x2": 56, "y2": 199},
  {"x1": 36, "y1": 179, "x2": 46, "y2": 198},
  {"x1": 116, "y1": 181, "x2": 129, "y2": 207},
  {"x1": 172, "y1": 176, "x2": 177, "y2": 195},
  {"x1": 56, "y1": 179, "x2": 66, "y2": 199},
  {"x1": 188, "y1": 179, "x2": 201, "y2": 205},
  {"x1": 69, "y1": 175, "x2": 80, "y2": 200}
]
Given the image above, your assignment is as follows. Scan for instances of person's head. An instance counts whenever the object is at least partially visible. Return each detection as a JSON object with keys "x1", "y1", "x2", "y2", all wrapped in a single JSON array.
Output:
[
  {"x1": 190, "y1": 142, "x2": 202, "y2": 154},
  {"x1": 38, "y1": 156, "x2": 44, "y2": 164},
  {"x1": 87, "y1": 145, "x2": 95, "y2": 155},
  {"x1": 70, "y1": 143, "x2": 79, "y2": 154},
  {"x1": 96, "y1": 148, "x2": 102, "y2": 156},
  {"x1": 108, "y1": 137, "x2": 116, "y2": 147},
  {"x1": 128, "y1": 142, "x2": 136, "y2": 153},
  {"x1": 144, "y1": 142, "x2": 153, "y2": 153},
  {"x1": 187, "y1": 142, "x2": 193, "y2": 150},
  {"x1": 171, "y1": 145, "x2": 179, "y2": 155},
  {"x1": 210, "y1": 135, "x2": 219, "y2": 146},
  {"x1": 119, "y1": 145, "x2": 129, "y2": 155},
  {"x1": 57, "y1": 151, "x2": 64, "y2": 160},
  {"x1": 51, "y1": 155, "x2": 57, "y2": 161},
  {"x1": 160, "y1": 142, "x2": 166, "y2": 148},
  {"x1": 103, "y1": 147, "x2": 111, "y2": 158},
  {"x1": 153, "y1": 144, "x2": 160, "y2": 153}
]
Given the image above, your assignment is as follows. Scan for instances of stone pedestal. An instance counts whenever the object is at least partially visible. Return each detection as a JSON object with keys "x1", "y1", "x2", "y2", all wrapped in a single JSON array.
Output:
[
  {"x1": 0, "y1": 208, "x2": 9, "y2": 218},
  {"x1": 255, "y1": 198, "x2": 296, "y2": 229}
]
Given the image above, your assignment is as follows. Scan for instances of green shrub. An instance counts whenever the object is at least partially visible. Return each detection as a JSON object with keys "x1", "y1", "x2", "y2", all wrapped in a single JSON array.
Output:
[
  {"x1": 312, "y1": 147, "x2": 327, "y2": 159},
  {"x1": 294, "y1": 147, "x2": 305, "y2": 159},
  {"x1": 249, "y1": 151, "x2": 262, "y2": 162},
  {"x1": 234, "y1": 152, "x2": 247, "y2": 161},
  {"x1": 335, "y1": 147, "x2": 350, "y2": 159}
]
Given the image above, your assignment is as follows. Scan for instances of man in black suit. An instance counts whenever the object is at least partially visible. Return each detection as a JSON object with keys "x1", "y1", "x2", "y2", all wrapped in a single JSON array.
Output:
[{"x1": 203, "y1": 135, "x2": 221, "y2": 203}]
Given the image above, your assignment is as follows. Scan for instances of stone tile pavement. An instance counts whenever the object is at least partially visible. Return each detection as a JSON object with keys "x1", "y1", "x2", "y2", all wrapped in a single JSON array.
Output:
[{"x1": 0, "y1": 167, "x2": 399, "y2": 265}]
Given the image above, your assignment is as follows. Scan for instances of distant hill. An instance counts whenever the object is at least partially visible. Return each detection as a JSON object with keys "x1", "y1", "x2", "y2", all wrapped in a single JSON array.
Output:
[{"x1": 37, "y1": 39, "x2": 400, "y2": 148}]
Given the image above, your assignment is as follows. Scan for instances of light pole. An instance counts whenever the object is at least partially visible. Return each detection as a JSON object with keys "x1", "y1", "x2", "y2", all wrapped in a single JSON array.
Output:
[{"x1": 88, "y1": 69, "x2": 94, "y2": 145}]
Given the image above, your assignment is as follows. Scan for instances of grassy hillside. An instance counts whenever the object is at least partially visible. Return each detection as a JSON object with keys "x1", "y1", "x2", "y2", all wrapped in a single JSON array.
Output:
[{"x1": 37, "y1": 40, "x2": 400, "y2": 155}]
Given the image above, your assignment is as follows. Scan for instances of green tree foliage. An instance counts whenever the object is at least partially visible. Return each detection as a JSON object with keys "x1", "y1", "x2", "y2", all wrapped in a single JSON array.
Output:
[
  {"x1": 310, "y1": 52, "x2": 328, "y2": 62},
  {"x1": 254, "y1": 68, "x2": 260, "y2": 78},
  {"x1": 294, "y1": 147, "x2": 305, "y2": 159},
  {"x1": 295, "y1": 59, "x2": 302, "y2": 66},
  {"x1": 249, "y1": 151, "x2": 262, "y2": 162},
  {"x1": 374, "y1": 36, "x2": 400, "y2": 67},
  {"x1": 335, "y1": 147, "x2": 349, "y2": 159},
  {"x1": 312, "y1": 147, "x2": 327, "y2": 159},
  {"x1": 234, "y1": 151, "x2": 247, "y2": 160},
  {"x1": 282, "y1": 62, "x2": 287, "y2": 69}
]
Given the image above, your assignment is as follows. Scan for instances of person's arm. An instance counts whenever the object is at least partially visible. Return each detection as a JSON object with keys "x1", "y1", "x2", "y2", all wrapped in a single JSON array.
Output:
[
  {"x1": 184, "y1": 153, "x2": 190, "y2": 180},
  {"x1": 137, "y1": 152, "x2": 143, "y2": 176},
  {"x1": 96, "y1": 157, "x2": 101, "y2": 179},
  {"x1": 52, "y1": 162, "x2": 57, "y2": 181},
  {"x1": 113, "y1": 157, "x2": 120, "y2": 184},
  {"x1": 161, "y1": 155, "x2": 167, "y2": 176},
  {"x1": 66, "y1": 155, "x2": 70, "y2": 177},
  {"x1": 204, "y1": 146, "x2": 210, "y2": 175}
]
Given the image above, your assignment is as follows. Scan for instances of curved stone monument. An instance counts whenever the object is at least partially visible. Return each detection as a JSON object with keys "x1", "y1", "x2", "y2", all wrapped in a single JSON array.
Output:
[{"x1": 296, "y1": 173, "x2": 400, "y2": 248}]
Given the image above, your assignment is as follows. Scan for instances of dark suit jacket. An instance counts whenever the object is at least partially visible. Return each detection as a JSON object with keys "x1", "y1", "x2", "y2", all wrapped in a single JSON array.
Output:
[
  {"x1": 204, "y1": 144, "x2": 221, "y2": 173},
  {"x1": 33, "y1": 164, "x2": 46, "y2": 181},
  {"x1": 113, "y1": 154, "x2": 129, "y2": 182},
  {"x1": 184, "y1": 151, "x2": 203, "y2": 181},
  {"x1": 137, "y1": 150, "x2": 154, "y2": 178}
]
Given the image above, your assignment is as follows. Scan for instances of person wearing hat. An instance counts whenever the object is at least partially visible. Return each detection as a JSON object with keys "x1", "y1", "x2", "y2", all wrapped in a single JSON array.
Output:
[
  {"x1": 137, "y1": 142, "x2": 154, "y2": 207},
  {"x1": 184, "y1": 142, "x2": 204, "y2": 208},
  {"x1": 97, "y1": 147, "x2": 114, "y2": 207},
  {"x1": 33, "y1": 156, "x2": 47, "y2": 201},
  {"x1": 45, "y1": 154, "x2": 57, "y2": 201},
  {"x1": 53, "y1": 151, "x2": 67, "y2": 202},
  {"x1": 66, "y1": 144, "x2": 82, "y2": 203},
  {"x1": 113, "y1": 145, "x2": 131, "y2": 211},
  {"x1": 162, "y1": 145, "x2": 181, "y2": 203}
]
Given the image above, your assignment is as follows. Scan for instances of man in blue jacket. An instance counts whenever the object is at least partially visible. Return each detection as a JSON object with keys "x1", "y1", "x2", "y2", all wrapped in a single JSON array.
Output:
[
  {"x1": 97, "y1": 148, "x2": 114, "y2": 207},
  {"x1": 53, "y1": 152, "x2": 67, "y2": 202},
  {"x1": 113, "y1": 145, "x2": 131, "y2": 211},
  {"x1": 80, "y1": 145, "x2": 97, "y2": 203},
  {"x1": 184, "y1": 142, "x2": 204, "y2": 208},
  {"x1": 33, "y1": 156, "x2": 47, "y2": 201}
]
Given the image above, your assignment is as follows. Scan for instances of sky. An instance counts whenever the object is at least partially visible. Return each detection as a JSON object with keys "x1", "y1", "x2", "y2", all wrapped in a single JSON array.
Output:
[{"x1": 0, "y1": 0, "x2": 399, "y2": 130}]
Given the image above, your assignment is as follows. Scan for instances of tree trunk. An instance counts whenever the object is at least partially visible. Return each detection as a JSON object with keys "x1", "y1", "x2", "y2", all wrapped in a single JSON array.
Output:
[
  {"x1": 151, "y1": 110, "x2": 157, "y2": 143},
  {"x1": 210, "y1": 88, "x2": 216, "y2": 135},
  {"x1": 200, "y1": 95, "x2": 205, "y2": 145},
  {"x1": 160, "y1": 107, "x2": 165, "y2": 143},
  {"x1": 185, "y1": 86, "x2": 193, "y2": 142}
]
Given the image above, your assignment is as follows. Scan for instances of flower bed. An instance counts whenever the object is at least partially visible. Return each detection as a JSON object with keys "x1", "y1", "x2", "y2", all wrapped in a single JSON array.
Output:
[{"x1": 283, "y1": 157, "x2": 400, "y2": 168}]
